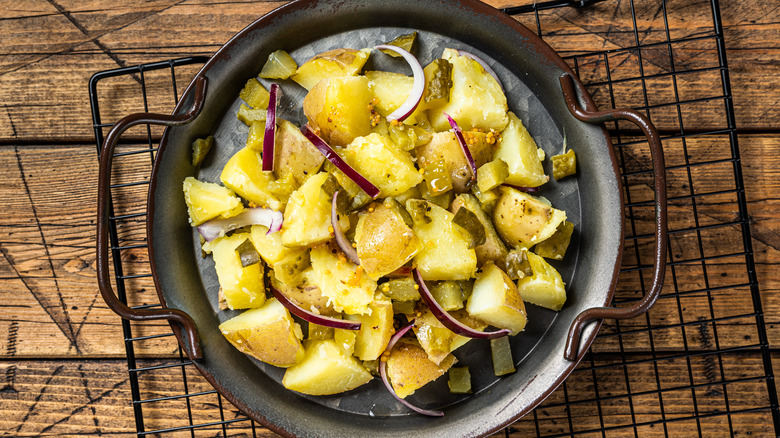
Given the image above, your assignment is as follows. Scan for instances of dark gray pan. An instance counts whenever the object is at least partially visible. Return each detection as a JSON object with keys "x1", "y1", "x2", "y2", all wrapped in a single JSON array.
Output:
[{"x1": 97, "y1": 0, "x2": 668, "y2": 436}]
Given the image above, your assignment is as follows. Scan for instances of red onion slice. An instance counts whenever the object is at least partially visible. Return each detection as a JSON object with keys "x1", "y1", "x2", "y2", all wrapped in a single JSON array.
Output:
[
  {"x1": 300, "y1": 124, "x2": 381, "y2": 199},
  {"x1": 374, "y1": 44, "x2": 425, "y2": 122},
  {"x1": 456, "y1": 50, "x2": 503, "y2": 92},
  {"x1": 379, "y1": 321, "x2": 444, "y2": 417},
  {"x1": 331, "y1": 191, "x2": 361, "y2": 265},
  {"x1": 413, "y1": 268, "x2": 510, "y2": 340},
  {"x1": 262, "y1": 83, "x2": 280, "y2": 171},
  {"x1": 270, "y1": 286, "x2": 361, "y2": 330},
  {"x1": 445, "y1": 113, "x2": 477, "y2": 188},
  {"x1": 197, "y1": 207, "x2": 283, "y2": 242},
  {"x1": 507, "y1": 184, "x2": 541, "y2": 194}
]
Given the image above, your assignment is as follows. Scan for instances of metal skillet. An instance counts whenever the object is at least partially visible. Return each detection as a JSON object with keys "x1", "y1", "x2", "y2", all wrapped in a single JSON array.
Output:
[{"x1": 96, "y1": 0, "x2": 667, "y2": 436}]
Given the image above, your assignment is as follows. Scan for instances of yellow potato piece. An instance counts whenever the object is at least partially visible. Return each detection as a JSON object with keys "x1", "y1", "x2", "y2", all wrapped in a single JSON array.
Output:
[{"x1": 283, "y1": 339, "x2": 373, "y2": 395}]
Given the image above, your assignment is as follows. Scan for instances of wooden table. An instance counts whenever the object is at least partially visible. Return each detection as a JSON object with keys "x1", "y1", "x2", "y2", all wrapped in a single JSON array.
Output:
[{"x1": 1, "y1": 0, "x2": 777, "y2": 436}]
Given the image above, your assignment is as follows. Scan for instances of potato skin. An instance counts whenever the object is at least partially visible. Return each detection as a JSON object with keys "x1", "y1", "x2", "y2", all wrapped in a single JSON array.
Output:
[
  {"x1": 385, "y1": 339, "x2": 456, "y2": 399},
  {"x1": 303, "y1": 76, "x2": 373, "y2": 147},
  {"x1": 355, "y1": 203, "x2": 421, "y2": 279},
  {"x1": 492, "y1": 186, "x2": 566, "y2": 248}
]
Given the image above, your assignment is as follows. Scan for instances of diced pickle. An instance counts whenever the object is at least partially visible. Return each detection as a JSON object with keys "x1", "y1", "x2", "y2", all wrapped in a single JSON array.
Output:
[
  {"x1": 476, "y1": 158, "x2": 509, "y2": 193},
  {"x1": 451, "y1": 207, "x2": 486, "y2": 249},
  {"x1": 381, "y1": 277, "x2": 421, "y2": 302},
  {"x1": 392, "y1": 299, "x2": 417, "y2": 315},
  {"x1": 419, "y1": 182, "x2": 455, "y2": 209},
  {"x1": 406, "y1": 198, "x2": 433, "y2": 225},
  {"x1": 431, "y1": 281, "x2": 464, "y2": 311},
  {"x1": 191, "y1": 135, "x2": 214, "y2": 167},
  {"x1": 308, "y1": 323, "x2": 334, "y2": 340},
  {"x1": 381, "y1": 32, "x2": 417, "y2": 56},
  {"x1": 237, "y1": 104, "x2": 267, "y2": 126},
  {"x1": 259, "y1": 50, "x2": 298, "y2": 80},
  {"x1": 448, "y1": 366, "x2": 472, "y2": 394},
  {"x1": 423, "y1": 158, "x2": 453, "y2": 195},
  {"x1": 424, "y1": 59, "x2": 453, "y2": 106},
  {"x1": 470, "y1": 183, "x2": 499, "y2": 212},
  {"x1": 236, "y1": 238, "x2": 261, "y2": 268},
  {"x1": 239, "y1": 78, "x2": 270, "y2": 109},
  {"x1": 534, "y1": 220, "x2": 574, "y2": 260},
  {"x1": 504, "y1": 249, "x2": 534, "y2": 280},
  {"x1": 457, "y1": 280, "x2": 474, "y2": 302},
  {"x1": 490, "y1": 336, "x2": 516, "y2": 376},
  {"x1": 383, "y1": 197, "x2": 414, "y2": 229},
  {"x1": 552, "y1": 149, "x2": 577, "y2": 180}
]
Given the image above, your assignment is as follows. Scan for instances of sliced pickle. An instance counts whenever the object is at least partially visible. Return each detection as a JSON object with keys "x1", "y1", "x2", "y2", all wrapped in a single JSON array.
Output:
[
  {"x1": 423, "y1": 158, "x2": 453, "y2": 195},
  {"x1": 504, "y1": 249, "x2": 534, "y2": 280},
  {"x1": 448, "y1": 366, "x2": 472, "y2": 394},
  {"x1": 490, "y1": 336, "x2": 516, "y2": 377},
  {"x1": 381, "y1": 277, "x2": 421, "y2": 302},
  {"x1": 236, "y1": 238, "x2": 261, "y2": 268},
  {"x1": 259, "y1": 50, "x2": 298, "y2": 80},
  {"x1": 431, "y1": 281, "x2": 464, "y2": 311},
  {"x1": 380, "y1": 31, "x2": 417, "y2": 56},
  {"x1": 423, "y1": 58, "x2": 453, "y2": 106},
  {"x1": 552, "y1": 149, "x2": 577, "y2": 180},
  {"x1": 451, "y1": 207, "x2": 486, "y2": 249},
  {"x1": 476, "y1": 158, "x2": 509, "y2": 193},
  {"x1": 534, "y1": 220, "x2": 574, "y2": 260}
]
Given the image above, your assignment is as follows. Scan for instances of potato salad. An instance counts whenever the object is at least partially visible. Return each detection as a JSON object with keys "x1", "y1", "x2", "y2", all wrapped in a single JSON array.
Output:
[{"x1": 182, "y1": 33, "x2": 575, "y2": 416}]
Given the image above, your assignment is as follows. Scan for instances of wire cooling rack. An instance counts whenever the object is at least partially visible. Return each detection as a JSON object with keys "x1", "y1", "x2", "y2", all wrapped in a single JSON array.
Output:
[{"x1": 90, "y1": 0, "x2": 779, "y2": 436}]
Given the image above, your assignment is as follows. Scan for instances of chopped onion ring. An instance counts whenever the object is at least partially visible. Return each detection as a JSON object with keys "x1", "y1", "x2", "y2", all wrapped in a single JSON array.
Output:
[
  {"x1": 456, "y1": 50, "x2": 503, "y2": 91},
  {"x1": 413, "y1": 268, "x2": 510, "y2": 340},
  {"x1": 270, "y1": 286, "x2": 361, "y2": 330},
  {"x1": 445, "y1": 113, "x2": 477, "y2": 188},
  {"x1": 300, "y1": 124, "x2": 380, "y2": 198},
  {"x1": 374, "y1": 44, "x2": 425, "y2": 122},
  {"x1": 262, "y1": 83, "x2": 280, "y2": 171},
  {"x1": 197, "y1": 207, "x2": 283, "y2": 242},
  {"x1": 379, "y1": 321, "x2": 444, "y2": 417},
  {"x1": 331, "y1": 191, "x2": 360, "y2": 265},
  {"x1": 507, "y1": 184, "x2": 541, "y2": 194}
]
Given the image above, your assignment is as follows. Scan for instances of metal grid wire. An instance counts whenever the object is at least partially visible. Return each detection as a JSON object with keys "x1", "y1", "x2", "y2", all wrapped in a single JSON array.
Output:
[{"x1": 90, "y1": 0, "x2": 779, "y2": 436}]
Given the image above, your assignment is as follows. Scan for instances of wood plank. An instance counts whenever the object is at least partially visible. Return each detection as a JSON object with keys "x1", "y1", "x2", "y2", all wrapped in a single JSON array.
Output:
[
  {"x1": 0, "y1": 353, "x2": 774, "y2": 436},
  {"x1": 0, "y1": 0, "x2": 777, "y2": 142}
]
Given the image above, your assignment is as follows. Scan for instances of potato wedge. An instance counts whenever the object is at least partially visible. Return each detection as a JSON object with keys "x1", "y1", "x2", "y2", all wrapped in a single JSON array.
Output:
[
  {"x1": 210, "y1": 233, "x2": 266, "y2": 310},
  {"x1": 281, "y1": 172, "x2": 349, "y2": 248},
  {"x1": 345, "y1": 294, "x2": 395, "y2": 361},
  {"x1": 466, "y1": 262, "x2": 527, "y2": 334},
  {"x1": 219, "y1": 298, "x2": 304, "y2": 367},
  {"x1": 385, "y1": 339, "x2": 456, "y2": 399},
  {"x1": 492, "y1": 186, "x2": 566, "y2": 249},
  {"x1": 345, "y1": 133, "x2": 423, "y2": 197},
  {"x1": 354, "y1": 200, "x2": 421, "y2": 279},
  {"x1": 182, "y1": 177, "x2": 244, "y2": 226},
  {"x1": 283, "y1": 339, "x2": 373, "y2": 395},
  {"x1": 516, "y1": 251, "x2": 567, "y2": 311},
  {"x1": 494, "y1": 111, "x2": 548, "y2": 188},
  {"x1": 220, "y1": 147, "x2": 285, "y2": 211},
  {"x1": 274, "y1": 119, "x2": 325, "y2": 187},
  {"x1": 303, "y1": 75, "x2": 373, "y2": 147},
  {"x1": 292, "y1": 48, "x2": 370, "y2": 91},
  {"x1": 310, "y1": 242, "x2": 377, "y2": 315}
]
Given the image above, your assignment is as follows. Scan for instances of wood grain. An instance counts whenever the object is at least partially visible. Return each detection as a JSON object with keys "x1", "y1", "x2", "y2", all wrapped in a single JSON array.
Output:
[{"x1": 0, "y1": 0, "x2": 777, "y2": 436}]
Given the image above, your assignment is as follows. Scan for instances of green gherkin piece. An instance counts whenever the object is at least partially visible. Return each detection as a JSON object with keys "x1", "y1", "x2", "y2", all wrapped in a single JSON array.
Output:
[
  {"x1": 424, "y1": 58, "x2": 453, "y2": 104},
  {"x1": 552, "y1": 149, "x2": 577, "y2": 180},
  {"x1": 380, "y1": 32, "x2": 417, "y2": 56},
  {"x1": 423, "y1": 158, "x2": 453, "y2": 195},
  {"x1": 259, "y1": 50, "x2": 298, "y2": 80},
  {"x1": 383, "y1": 197, "x2": 414, "y2": 229},
  {"x1": 431, "y1": 281, "x2": 464, "y2": 311},
  {"x1": 490, "y1": 336, "x2": 516, "y2": 377},
  {"x1": 381, "y1": 277, "x2": 421, "y2": 302},
  {"x1": 235, "y1": 238, "x2": 261, "y2": 268},
  {"x1": 535, "y1": 220, "x2": 574, "y2": 260},
  {"x1": 504, "y1": 249, "x2": 534, "y2": 280},
  {"x1": 448, "y1": 366, "x2": 472, "y2": 394},
  {"x1": 191, "y1": 135, "x2": 214, "y2": 167},
  {"x1": 392, "y1": 299, "x2": 416, "y2": 315},
  {"x1": 452, "y1": 207, "x2": 487, "y2": 249}
]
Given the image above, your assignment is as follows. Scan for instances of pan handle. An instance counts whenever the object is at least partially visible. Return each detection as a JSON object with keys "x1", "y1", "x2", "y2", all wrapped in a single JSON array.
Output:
[
  {"x1": 558, "y1": 74, "x2": 668, "y2": 361},
  {"x1": 96, "y1": 76, "x2": 208, "y2": 360}
]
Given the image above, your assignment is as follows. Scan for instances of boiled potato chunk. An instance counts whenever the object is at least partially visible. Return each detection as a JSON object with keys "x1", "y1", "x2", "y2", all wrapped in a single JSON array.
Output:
[
  {"x1": 494, "y1": 111, "x2": 548, "y2": 187},
  {"x1": 220, "y1": 147, "x2": 285, "y2": 211},
  {"x1": 271, "y1": 269, "x2": 334, "y2": 315},
  {"x1": 210, "y1": 233, "x2": 266, "y2": 310},
  {"x1": 492, "y1": 186, "x2": 566, "y2": 248},
  {"x1": 219, "y1": 298, "x2": 304, "y2": 367},
  {"x1": 428, "y1": 48, "x2": 508, "y2": 132},
  {"x1": 303, "y1": 76, "x2": 373, "y2": 147},
  {"x1": 274, "y1": 119, "x2": 325, "y2": 187},
  {"x1": 310, "y1": 242, "x2": 377, "y2": 315},
  {"x1": 345, "y1": 133, "x2": 423, "y2": 197},
  {"x1": 354, "y1": 201, "x2": 421, "y2": 279},
  {"x1": 385, "y1": 339, "x2": 457, "y2": 399},
  {"x1": 292, "y1": 48, "x2": 370, "y2": 91},
  {"x1": 283, "y1": 339, "x2": 373, "y2": 395},
  {"x1": 415, "y1": 131, "x2": 493, "y2": 193},
  {"x1": 365, "y1": 70, "x2": 413, "y2": 117},
  {"x1": 516, "y1": 251, "x2": 566, "y2": 311},
  {"x1": 182, "y1": 177, "x2": 244, "y2": 226},
  {"x1": 281, "y1": 172, "x2": 349, "y2": 248},
  {"x1": 413, "y1": 306, "x2": 486, "y2": 365},
  {"x1": 250, "y1": 225, "x2": 310, "y2": 286},
  {"x1": 345, "y1": 294, "x2": 395, "y2": 361},
  {"x1": 407, "y1": 199, "x2": 477, "y2": 281},
  {"x1": 450, "y1": 193, "x2": 508, "y2": 267},
  {"x1": 467, "y1": 262, "x2": 527, "y2": 334}
]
